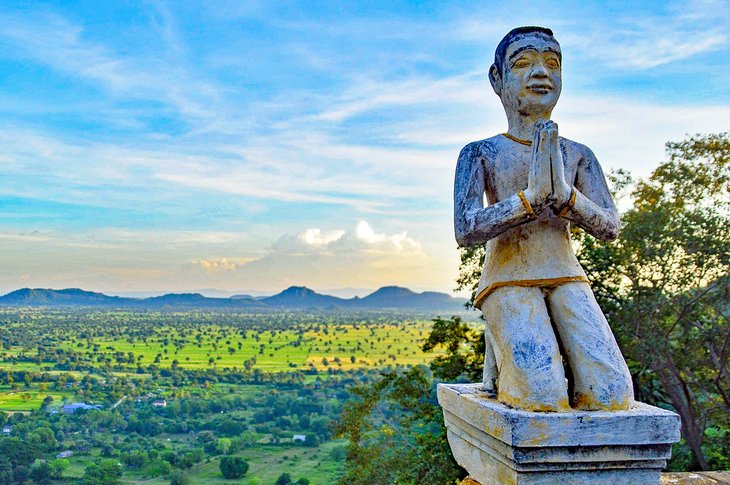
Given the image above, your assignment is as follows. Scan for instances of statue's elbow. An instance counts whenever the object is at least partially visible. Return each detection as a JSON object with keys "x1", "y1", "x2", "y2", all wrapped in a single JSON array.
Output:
[
  {"x1": 602, "y1": 216, "x2": 621, "y2": 242},
  {"x1": 455, "y1": 231, "x2": 470, "y2": 248},
  {"x1": 605, "y1": 225, "x2": 620, "y2": 242}
]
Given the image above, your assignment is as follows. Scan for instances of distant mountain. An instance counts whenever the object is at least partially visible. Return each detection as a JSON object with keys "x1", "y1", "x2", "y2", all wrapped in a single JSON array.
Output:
[
  {"x1": 140, "y1": 293, "x2": 265, "y2": 309},
  {"x1": 0, "y1": 288, "x2": 125, "y2": 306},
  {"x1": 260, "y1": 286, "x2": 347, "y2": 309},
  {"x1": 360, "y1": 286, "x2": 464, "y2": 310},
  {"x1": 0, "y1": 286, "x2": 468, "y2": 311}
]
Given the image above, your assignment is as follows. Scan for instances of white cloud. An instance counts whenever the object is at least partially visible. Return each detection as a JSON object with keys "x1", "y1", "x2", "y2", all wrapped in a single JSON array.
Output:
[
  {"x1": 299, "y1": 228, "x2": 345, "y2": 246},
  {"x1": 192, "y1": 257, "x2": 253, "y2": 272},
  {"x1": 354, "y1": 221, "x2": 420, "y2": 251}
]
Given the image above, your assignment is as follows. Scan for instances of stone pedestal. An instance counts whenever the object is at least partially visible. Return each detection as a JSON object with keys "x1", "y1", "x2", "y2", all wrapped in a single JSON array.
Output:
[{"x1": 438, "y1": 383, "x2": 681, "y2": 485}]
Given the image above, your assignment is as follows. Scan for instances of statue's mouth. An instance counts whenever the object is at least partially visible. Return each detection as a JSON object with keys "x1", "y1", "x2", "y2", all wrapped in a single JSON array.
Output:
[{"x1": 527, "y1": 84, "x2": 552, "y2": 94}]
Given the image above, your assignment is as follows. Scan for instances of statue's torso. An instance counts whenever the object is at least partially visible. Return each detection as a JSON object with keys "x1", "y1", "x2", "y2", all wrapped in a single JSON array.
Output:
[{"x1": 473, "y1": 136, "x2": 587, "y2": 307}]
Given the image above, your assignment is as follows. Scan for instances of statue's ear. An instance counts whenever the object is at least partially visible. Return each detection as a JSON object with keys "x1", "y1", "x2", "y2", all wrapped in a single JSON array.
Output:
[{"x1": 488, "y1": 64, "x2": 502, "y2": 96}]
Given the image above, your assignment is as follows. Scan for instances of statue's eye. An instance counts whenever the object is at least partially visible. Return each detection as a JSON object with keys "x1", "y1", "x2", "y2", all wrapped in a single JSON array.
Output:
[
  {"x1": 512, "y1": 59, "x2": 530, "y2": 69},
  {"x1": 545, "y1": 58, "x2": 560, "y2": 69}
]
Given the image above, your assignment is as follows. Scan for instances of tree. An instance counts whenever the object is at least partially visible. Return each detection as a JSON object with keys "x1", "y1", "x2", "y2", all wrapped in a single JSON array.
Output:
[
  {"x1": 216, "y1": 438, "x2": 232, "y2": 455},
  {"x1": 168, "y1": 469, "x2": 189, "y2": 485},
  {"x1": 275, "y1": 473, "x2": 292, "y2": 485},
  {"x1": 421, "y1": 316, "x2": 484, "y2": 382},
  {"x1": 30, "y1": 461, "x2": 52, "y2": 485},
  {"x1": 333, "y1": 366, "x2": 464, "y2": 484},
  {"x1": 82, "y1": 460, "x2": 122, "y2": 485},
  {"x1": 28, "y1": 427, "x2": 58, "y2": 453},
  {"x1": 219, "y1": 456, "x2": 249, "y2": 480},
  {"x1": 572, "y1": 133, "x2": 730, "y2": 470},
  {"x1": 49, "y1": 459, "x2": 69, "y2": 480}
]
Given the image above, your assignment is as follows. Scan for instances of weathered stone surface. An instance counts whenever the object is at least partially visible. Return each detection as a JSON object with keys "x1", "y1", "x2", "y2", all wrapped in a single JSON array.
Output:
[
  {"x1": 440, "y1": 383, "x2": 681, "y2": 485},
  {"x1": 462, "y1": 472, "x2": 730, "y2": 485},
  {"x1": 453, "y1": 26, "x2": 633, "y2": 413}
]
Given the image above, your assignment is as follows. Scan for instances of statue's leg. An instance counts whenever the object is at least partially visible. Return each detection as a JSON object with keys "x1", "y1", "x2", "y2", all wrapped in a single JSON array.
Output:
[
  {"x1": 481, "y1": 286, "x2": 570, "y2": 412},
  {"x1": 548, "y1": 282, "x2": 635, "y2": 410},
  {"x1": 482, "y1": 328, "x2": 498, "y2": 393}
]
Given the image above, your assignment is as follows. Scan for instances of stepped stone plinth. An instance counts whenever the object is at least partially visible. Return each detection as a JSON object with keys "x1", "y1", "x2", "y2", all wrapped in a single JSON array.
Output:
[{"x1": 438, "y1": 383, "x2": 681, "y2": 485}]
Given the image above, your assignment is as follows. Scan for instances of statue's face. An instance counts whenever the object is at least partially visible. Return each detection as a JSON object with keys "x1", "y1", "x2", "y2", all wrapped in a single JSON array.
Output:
[{"x1": 497, "y1": 34, "x2": 562, "y2": 115}]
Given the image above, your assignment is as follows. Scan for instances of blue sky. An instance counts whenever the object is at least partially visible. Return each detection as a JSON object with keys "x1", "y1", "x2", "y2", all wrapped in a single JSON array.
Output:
[{"x1": 1, "y1": 0, "x2": 728, "y2": 296}]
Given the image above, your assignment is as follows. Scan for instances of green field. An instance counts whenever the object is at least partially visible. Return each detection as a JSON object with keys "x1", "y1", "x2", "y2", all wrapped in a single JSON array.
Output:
[
  {"x1": 0, "y1": 311, "x2": 442, "y2": 377},
  {"x1": 0, "y1": 308, "x2": 453, "y2": 483}
]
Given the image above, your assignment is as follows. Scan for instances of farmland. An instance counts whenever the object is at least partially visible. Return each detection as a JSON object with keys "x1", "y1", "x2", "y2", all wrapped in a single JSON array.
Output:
[{"x1": 0, "y1": 308, "x2": 461, "y2": 484}]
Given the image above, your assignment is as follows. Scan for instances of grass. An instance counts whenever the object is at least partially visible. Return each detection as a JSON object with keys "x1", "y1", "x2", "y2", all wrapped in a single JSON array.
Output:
[
  {"x1": 118, "y1": 441, "x2": 346, "y2": 485},
  {"x1": 0, "y1": 385, "x2": 73, "y2": 411},
  {"x1": 2, "y1": 321, "x2": 439, "y2": 373}
]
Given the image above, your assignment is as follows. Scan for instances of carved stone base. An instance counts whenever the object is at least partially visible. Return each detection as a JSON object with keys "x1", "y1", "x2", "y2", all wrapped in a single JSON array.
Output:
[{"x1": 438, "y1": 383, "x2": 681, "y2": 485}]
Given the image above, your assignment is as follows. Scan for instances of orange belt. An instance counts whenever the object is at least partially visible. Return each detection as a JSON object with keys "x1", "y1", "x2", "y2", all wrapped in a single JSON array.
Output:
[{"x1": 474, "y1": 276, "x2": 590, "y2": 308}]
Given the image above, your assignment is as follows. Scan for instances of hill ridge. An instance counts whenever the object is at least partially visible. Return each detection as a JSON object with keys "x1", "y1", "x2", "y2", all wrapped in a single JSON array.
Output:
[{"x1": 0, "y1": 286, "x2": 467, "y2": 311}]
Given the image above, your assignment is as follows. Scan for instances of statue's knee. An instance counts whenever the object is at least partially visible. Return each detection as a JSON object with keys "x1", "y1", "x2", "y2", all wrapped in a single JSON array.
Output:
[
  {"x1": 498, "y1": 347, "x2": 570, "y2": 412},
  {"x1": 573, "y1": 364, "x2": 634, "y2": 411}
]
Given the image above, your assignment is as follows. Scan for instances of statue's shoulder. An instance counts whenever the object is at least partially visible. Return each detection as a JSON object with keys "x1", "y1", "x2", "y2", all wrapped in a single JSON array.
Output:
[
  {"x1": 559, "y1": 136, "x2": 596, "y2": 161},
  {"x1": 458, "y1": 135, "x2": 502, "y2": 162}
]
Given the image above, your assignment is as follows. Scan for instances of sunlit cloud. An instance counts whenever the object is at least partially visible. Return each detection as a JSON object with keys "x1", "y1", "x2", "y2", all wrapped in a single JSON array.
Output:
[
  {"x1": 192, "y1": 257, "x2": 254, "y2": 272},
  {"x1": 299, "y1": 228, "x2": 346, "y2": 246}
]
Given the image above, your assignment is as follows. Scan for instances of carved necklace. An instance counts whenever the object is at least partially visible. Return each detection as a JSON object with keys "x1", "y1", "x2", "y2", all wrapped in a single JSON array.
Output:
[{"x1": 502, "y1": 132, "x2": 532, "y2": 146}]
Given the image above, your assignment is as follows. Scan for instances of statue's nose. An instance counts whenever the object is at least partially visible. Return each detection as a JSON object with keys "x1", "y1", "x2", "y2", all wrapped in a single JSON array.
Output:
[{"x1": 530, "y1": 61, "x2": 549, "y2": 77}]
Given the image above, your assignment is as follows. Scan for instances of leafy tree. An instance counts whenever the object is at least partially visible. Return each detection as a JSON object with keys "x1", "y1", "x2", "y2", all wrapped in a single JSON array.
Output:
[
  {"x1": 334, "y1": 366, "x2": 464, "y2": 484},
  {"x1": 30, "y1": 461, "x2": 52, "y2": 484},
  {"x1": 572, "y1": 133, "x2": 729, "y2": 470},
  {"x1": 422, "y1": 316, "x2": 484, "y2": 381},
  {"x1": 0, "y1": 456, "x2": 11, "y2": 485},
  {"x1": 28, "y1": 427, "x2": 58, "y2": 453},
  {"x1": 49, "y1": 459, "x2": 69, "y2": 479},
  {"x1": 0, "y1": 438, "x2": 40, "y2": 468},
  {"x1": 12, "y1": 466, "x2": 29, "y2": 485},
  {"x1": 216, "y1": 438, "x2": 232, "y2": 455},
  {"x1": 82, "y1": 460, "x2": 122, "y2": 485},
  {"x1": 219, "y1": 456, "x2": 249, "y2": 480},
  {"x1": 275, "y1": 473, "x2": 292, "y2": 485},
  {"x1": 168, "y1": 469, "x2": 189, "y2": 485}
]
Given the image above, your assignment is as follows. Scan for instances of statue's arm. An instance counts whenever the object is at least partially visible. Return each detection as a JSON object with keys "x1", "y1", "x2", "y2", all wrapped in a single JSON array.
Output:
[
  {"x1": 454, "y1": 143, "x2": 536, "y2": 247},
  {"x1": 562, "y1": 146, "x2": 620, "y2": 241}
]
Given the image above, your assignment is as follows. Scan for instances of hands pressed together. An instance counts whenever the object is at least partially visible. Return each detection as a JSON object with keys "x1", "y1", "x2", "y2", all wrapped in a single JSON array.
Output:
[{"x1": 522, "y1": 120, "x2": 574, "y2": 217}]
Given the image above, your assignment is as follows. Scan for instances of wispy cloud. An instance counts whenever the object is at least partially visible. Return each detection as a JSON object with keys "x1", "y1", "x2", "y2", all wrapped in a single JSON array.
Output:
[{"x1": 0, "y1": 2, "x2": 727, "y2": 293}]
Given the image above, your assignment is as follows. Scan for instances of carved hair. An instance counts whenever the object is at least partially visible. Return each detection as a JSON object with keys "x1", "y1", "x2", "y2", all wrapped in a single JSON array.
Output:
[{"x1": 493, "y1": 26, "x2": 558, "y2": 76}]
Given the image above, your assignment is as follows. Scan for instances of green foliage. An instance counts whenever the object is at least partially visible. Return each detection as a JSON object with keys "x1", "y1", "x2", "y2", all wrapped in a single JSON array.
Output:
[
  {"x1": 275, "y1": 472, "x2": 292, "y2": 485},
  {"x1": 422, "y1": 316, "x2": 484, "y2": 381},
  {"x1": 574, "y1": 133, "x2": 730, "y2": 470},
  {"x1": 334, "y1": 366, "x2": 464, "y2": 484},
  {"x1": 27, "y1": 426, "x2": 57, "y2": 452},
  {"x1": 455, "y1": 245, "x2": 485, "y2": 308},
  {"x1": 82, "y1": 460, "x2": 122, "y2": 485},
  {"x1": 0, "y1": 438, "x2": 40, "y2": 468},
  {"x1": 49, "y1": 459, "x2": 68, "y2": 479},
  {"x1": 219, "y1": 455, "x2": 249, "y2": 479},
  {"x1": 168, "y1": 469, "x2": 189, "y2": 485},
  {"x1": 29, "y1": 461, "x2": 52, "y2": 485}
]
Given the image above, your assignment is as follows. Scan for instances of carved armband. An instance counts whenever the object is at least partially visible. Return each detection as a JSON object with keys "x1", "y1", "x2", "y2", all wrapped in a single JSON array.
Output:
[
  {"x1": 517, "y1": 191, "x2": 537, "y2": 219},
  {"x1": 557, "y1": 188, "x2": 577, "y2": 217}
]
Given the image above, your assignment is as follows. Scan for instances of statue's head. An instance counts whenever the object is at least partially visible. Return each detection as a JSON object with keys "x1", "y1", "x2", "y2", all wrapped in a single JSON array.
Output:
[{"x1": 489, "y1": 26, "x2": 562, "y2": 116}]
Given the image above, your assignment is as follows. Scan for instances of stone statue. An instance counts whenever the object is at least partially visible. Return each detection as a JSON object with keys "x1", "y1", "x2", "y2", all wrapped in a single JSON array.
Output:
[
  {"x1": 439, "y1": 27, "x2": 679, "y2": 484},
  {"x1": 453, "y1": 26, "x2": 634, "y2": 412}
]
